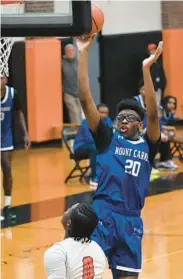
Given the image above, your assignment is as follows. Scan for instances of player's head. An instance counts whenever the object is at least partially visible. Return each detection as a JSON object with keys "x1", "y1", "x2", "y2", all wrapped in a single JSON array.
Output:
[
  {"x1": 65, "y1": 44, "x2": 76, "y2": 60},
  {"x1": 97, "y1": 103, "x2": 109, "y2": 120},
  {"x1": 61, "y1": 203, "x2": 98, "y2": 241},
  {"x1": 116, "y1": 99, "x2": 145, "y2": 140},
  {"x1": 162, "y1": 96, "x2": 177, "y2": 112},
  {"x1": 1, "y1": 74, "x2": 8, "y2": 91},
  {"x1": 147, "y1": 43, "x2": 157, "y2": 55}
]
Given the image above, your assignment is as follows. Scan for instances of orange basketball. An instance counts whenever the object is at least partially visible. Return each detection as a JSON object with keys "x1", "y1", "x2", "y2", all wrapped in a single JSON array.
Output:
[{"x1": 89, "y1": 2, "x2": 104, "y2": 35}]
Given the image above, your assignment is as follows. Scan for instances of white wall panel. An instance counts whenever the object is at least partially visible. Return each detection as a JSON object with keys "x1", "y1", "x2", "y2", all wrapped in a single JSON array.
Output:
[{"x1": 95, "y1": 1, "x2": 162, "y2": 35}]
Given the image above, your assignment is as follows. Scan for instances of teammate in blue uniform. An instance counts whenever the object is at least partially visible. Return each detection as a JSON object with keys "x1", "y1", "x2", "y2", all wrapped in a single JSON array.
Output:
[
  {"x1": 161, "y1": 95, "x2": 178, "y2": 125},
  {"x1": 134, "y1": 86, "x2": 178, "y2": 170},
  {"x1": 76, "y1": 37, "x2": 162, "y2": 279},
  {"x1": 1, "y1": 75, "x2": 30, "y2": 222}
]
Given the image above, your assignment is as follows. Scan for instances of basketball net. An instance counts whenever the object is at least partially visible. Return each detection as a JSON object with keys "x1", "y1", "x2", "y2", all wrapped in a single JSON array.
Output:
[{"x1": 0, "y1": 0, "x2": 24, "y2": 77}]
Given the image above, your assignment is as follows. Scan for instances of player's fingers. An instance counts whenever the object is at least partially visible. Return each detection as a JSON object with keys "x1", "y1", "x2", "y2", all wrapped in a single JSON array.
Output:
[
  {"x1": 158, "y1": 41, "x2": 163, "y2": 47},
  {"x1": 25, "y1": 141, "x2": 30, "y2": 149},
  {"x1": 89, "y1": 33, "x2": 97, "y2": 40},
  {"x1": 87, "y1": 35, "x2": 95, "y2": 45},
  {"x1": 155, "y1": 46, "x2": 163, "y2": 59},
  {"x1": 77, "y1": 34, "x2": 95, "y2": 42}
]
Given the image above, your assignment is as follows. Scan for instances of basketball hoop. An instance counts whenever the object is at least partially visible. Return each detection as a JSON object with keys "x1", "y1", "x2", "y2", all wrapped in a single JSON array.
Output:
[{"x1": 0, "y1": 0, "x2": 24, "y2": 77}]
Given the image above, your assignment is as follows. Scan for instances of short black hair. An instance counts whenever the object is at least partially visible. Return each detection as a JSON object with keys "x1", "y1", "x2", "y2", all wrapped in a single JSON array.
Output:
[
  {"x1": 162, "y1": 95, "x2": 177, "y2": 110},
  {"x1": 117, "y1": 98, "x2": 145, "y2": 121},
  {"x1": 70, "y1": 203, "x2": 98, "y2": 241},
  {"x1": 97, "y1": 103, "x2": 108, "y2": 110}
]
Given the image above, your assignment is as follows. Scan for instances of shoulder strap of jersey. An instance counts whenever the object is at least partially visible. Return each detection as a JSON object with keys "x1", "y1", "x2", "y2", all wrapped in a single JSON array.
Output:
[
  {"x1": 9, "y1": 87, "x2": 15, "y2": 99},
  {"x1": 1, "y1": 86, "x2": 9, "y2": 104}
]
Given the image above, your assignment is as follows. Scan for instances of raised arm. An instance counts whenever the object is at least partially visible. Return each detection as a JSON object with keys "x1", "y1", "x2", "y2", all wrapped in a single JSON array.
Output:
[
  {"x1": 142, "y1": 42, "x2": 163, "y2": 142},
  {"x1": 76, "y1": 37, "x2": 100, "y2": 132}
]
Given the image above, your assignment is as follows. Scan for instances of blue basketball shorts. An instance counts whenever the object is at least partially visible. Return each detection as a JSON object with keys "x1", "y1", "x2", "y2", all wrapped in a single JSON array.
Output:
[
  {"x1": 1, "y1": 133, "x2": 14, "y2": 151},
  {"x1": 91, "y1": 200, "x2": 143, "y2": 274}
]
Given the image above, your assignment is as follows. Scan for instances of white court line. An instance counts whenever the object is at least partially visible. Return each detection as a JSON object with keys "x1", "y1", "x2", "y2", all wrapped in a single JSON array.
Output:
[{"x1": 143, "y1": 249, "x2": 183, "y2": 263}]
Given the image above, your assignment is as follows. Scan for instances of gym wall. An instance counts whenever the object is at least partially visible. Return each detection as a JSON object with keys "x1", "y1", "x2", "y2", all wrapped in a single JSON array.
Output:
[
  {"x1": 96, "y1": 1, "x2": 183, "y2": 119},
  {"x1": 8, "y1": 37, "x2": 71, "y2": 147},
  {"x1": 8, "y1": 1, "x2": 72, "y2": 147},
  {"x1": 8, "y1": 1, "x2": 183, "y2": 147},
  {"x1": 96, "y1": 1, "x2": 162, "y2": 119}
]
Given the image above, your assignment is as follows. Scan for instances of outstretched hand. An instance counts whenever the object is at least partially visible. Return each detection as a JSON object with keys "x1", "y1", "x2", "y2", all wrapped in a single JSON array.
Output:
[
  {"x1": 76, "y1": 34, "x2": 95, "y2": 53},
  {"x1": 24, "y1": 135, "x2": 31, "y2": 150},
  {"x1": 143, "y1": 41, "x2": 163, "y2": 68}
]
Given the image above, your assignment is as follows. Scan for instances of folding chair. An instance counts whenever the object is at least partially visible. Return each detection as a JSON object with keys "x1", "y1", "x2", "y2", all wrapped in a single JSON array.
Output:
[
  {"x1": 168, "y1": 119, "x2": 183, "y2": 162},
  {"x1": 171, "y1": 142, "x2": 183, "y2": 162},
  {"x1": 62, "y1": 127, "x2": 91, "y2": 184}
]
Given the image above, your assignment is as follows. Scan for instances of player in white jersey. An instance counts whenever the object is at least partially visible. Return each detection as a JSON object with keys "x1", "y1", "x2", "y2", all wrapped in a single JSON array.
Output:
[{"x1": 44, "y1": 203, "x2": 106, "y2": 279}]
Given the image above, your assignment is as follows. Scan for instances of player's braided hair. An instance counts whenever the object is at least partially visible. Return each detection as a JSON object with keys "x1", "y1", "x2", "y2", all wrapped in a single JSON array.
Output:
[
  {"x1": 69, "y1": 203, "x2": 98, "y2": 242},
  {"x1": 117, "y1": 98, "x2": 145, "y2": 121}
]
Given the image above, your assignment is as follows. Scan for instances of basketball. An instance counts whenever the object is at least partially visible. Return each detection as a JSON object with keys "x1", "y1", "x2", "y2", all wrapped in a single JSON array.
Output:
[{"x1": 89, "y1": 2, "x2": 104, "y2": 35}]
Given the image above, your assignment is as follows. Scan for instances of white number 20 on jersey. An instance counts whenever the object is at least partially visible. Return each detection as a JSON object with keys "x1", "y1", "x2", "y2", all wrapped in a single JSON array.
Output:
[
  {"x1": 0, "y1": 112, "x2": 4, "y2": 121},
  {"x1": 125, "y1": 159, "x2": 141, "y2": 177}
]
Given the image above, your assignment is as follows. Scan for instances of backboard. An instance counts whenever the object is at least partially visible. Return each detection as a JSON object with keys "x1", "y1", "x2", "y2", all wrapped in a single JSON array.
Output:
[{"x1": 1, "y1": 0, "x2": 92, "y2": 37}]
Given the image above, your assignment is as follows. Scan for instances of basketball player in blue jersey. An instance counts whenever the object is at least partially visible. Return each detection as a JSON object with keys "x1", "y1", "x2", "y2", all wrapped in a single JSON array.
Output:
[
  {"x1": 76, "y1": 37, "x2": 163, "y2": 279},
  {"x1": 1, "y1": 75, "x2": 30, "y2": 223}
]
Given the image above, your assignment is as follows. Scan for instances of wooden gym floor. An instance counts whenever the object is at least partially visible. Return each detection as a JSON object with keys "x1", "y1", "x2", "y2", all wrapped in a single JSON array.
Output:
[{"x1": 1, "y1": 146, "x2": 183, "y2": 279}]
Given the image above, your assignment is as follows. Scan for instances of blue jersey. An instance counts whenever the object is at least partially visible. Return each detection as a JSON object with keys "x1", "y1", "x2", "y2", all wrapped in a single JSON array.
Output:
[
  {"x1": 160, "y1": 110, "x2": 177, "y2": 126},
  {"x1": 74, "y1": 117, "x2": 113, "y2": 151},
  {"x1": 1, "y1": 86, "x2": 21, "y2": 151},
  {"x1": 91, "y1": 121, "x2": 160, "y2": 272},
  {"x1": 92, "y1": 121, "x2": 160, "y2": 213}
]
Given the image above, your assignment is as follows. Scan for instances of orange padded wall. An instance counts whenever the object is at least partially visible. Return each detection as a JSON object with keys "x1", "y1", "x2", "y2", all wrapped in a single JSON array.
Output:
[
  {"x1": 25, "y1": 38, "x2": 62, "y2": 142},
  {"x1": 163, "y1": 29, "x2": 183, "y2": 118}
]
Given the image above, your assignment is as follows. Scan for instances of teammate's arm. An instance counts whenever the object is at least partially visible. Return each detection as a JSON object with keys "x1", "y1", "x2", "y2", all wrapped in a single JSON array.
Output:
[
  {"x1": 14, "y1": 90, "x2": 31, "y2": 149},
  {"x1": 142, "y1": 42, "x2": 163, "y2": 142}
]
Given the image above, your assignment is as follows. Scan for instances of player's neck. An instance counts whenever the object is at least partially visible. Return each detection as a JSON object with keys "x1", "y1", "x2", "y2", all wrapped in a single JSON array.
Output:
[{"x1": 129, "y1": 133, "x2": 140, "y2": 141}]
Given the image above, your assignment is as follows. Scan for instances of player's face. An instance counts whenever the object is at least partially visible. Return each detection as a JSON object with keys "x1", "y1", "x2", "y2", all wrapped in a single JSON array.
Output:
[
  {"x1": 98, "y1": 106, "x2": 109, "y2": 120},
  {"x1": 167, "y1": 98, "x2": 176, "y2": 112},
  {"x1": 65, "y1": 46, "x2": 76, "y2": 60},
  {"x1": 1, "y1": 76, "x2": 7, "y2": 91},
  {"x1": 116, "y1": 109, "x2": 142, "y2": 140},
  {"x1": 61, "y1": 203, "x2": 80, "y2": 231}
]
